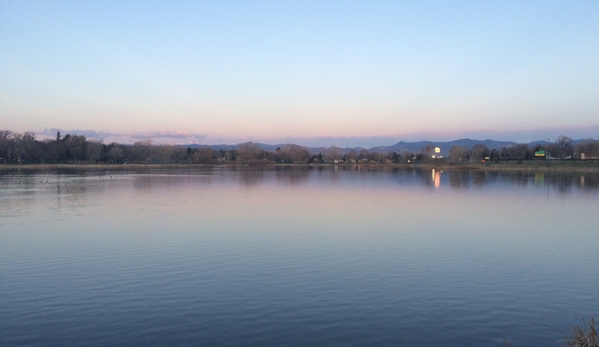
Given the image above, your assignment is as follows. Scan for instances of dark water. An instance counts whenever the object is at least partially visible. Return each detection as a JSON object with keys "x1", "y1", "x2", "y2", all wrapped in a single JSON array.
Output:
[{"x1": 1, "y1": 167, "x2": 598, "y2": 346}]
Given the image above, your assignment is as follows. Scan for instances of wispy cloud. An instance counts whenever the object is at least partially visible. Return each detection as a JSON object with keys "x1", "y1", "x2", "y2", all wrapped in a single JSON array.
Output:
[
  {"x1": 39, "y1": 128, "x2": 113, "y2": 139},
  {"x1": 37, "y1": 128, "x2": 208, "y2": 144},
  {"x1": 128, "y1": 131, "x2": 207, "y2": 140}
]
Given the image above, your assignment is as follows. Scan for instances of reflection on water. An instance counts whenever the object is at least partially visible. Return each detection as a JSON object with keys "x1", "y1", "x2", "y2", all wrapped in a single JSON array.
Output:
[
  {"x1": 2, "y1": 166, "x2": 597, "y2": 193},
  {"x1": 535, "y1": 172, "x2": 545, "y2": 185},
  {"x1": 432, "y1": 169, "x2": 442, "y2": 188},
  {"x1": 1, "y1": 167, "x2": 598, "y2": 347}
]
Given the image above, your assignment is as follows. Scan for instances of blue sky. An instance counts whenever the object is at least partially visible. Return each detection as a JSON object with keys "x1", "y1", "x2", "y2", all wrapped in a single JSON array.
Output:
[{"x1": 1, "y1": 0, "x2": 598, "y2": 145}]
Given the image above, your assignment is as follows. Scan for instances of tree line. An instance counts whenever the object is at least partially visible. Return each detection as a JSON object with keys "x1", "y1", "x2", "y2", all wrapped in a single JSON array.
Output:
[
  {"x1": 1, "y1": 130, "x2": 598, "y2": 165},
  {"x1": 447, "y1": 135, "x2": 599, "y2": 163}
]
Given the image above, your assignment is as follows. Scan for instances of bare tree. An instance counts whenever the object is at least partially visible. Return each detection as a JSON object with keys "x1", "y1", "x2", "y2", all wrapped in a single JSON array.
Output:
[
  {"x1": 0, "y1": 130, "x2": 13, "y2": 163},
  {"x1": 86, "y1": 139, "x2": 104, "y2": 164},
  {"x1": 132, "y1": 139, "x2": 155, "y2": 162},
  {"x1": 2, "y1": 131, "x2": 34, "y2": 163},
  {"x1": 237, "y1": 142, "x2": 264, "y2": 161},
  {"x1": 449, "y1": 146, "x2": 469, "y2": 163},
  {"x1": 21, "y1": 132, "x2": 36, "y2": 162},
  {"x1": 500, "y1": 143, "x2": 528, "y2": 159},
  {"x1": 191, "y1": 148, "x2": 215, "y2": 164},
  {"x1": 64, "y1": 135, "x2": 87, "y2": 162},
  {"x1": 401, "y1": 150, "x2": 414, "y2": 163},
  {"x1": 154, "y1": 145, "x2": 178, "y2": 163},
  {"x1": 324, "y1": 146, "x2": 342, "y2": 161},
  {"x1": 10, "y1": 132, "x2": 23, "y2": 163},
  {"x1": 107, "y1": 143, "x2": 123, "y2": 163},
  {"x1": 470, "y1": 143, "x2": 488, "y2": 161},
  {"x1": 282, "y1": 144, "x2": 310, "y2": 163},
  {"x1": 575, "y1": 139, "x2": 599, "y2": 159},
  {"x1": 371, "y1": 151, "x2": 384, "y2": 161},
  {"x1": 419, "y1": 144, "x2": 435, "y2": 161},
  {"x1": 42, "y1": 138, "x2": 61, "y2": 163},
  {"x1": 554, "y1": 135, "x2": 573, "y2": 158}
]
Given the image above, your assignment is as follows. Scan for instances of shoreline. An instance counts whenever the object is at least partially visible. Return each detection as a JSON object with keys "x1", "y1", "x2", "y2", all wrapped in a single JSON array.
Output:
[{"x1": 1, "y1": 161, "x2": 598, "y2": 173}]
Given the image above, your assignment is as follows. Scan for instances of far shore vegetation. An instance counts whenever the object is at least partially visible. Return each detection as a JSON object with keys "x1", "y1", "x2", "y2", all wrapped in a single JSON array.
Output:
[{"x1": 1, "y1": 129, "x2": 598, "y2": 172}]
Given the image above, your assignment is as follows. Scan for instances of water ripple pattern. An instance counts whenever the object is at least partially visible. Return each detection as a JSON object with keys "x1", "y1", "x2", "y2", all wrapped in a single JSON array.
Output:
[{"x1": 1, "y1": 167, "x2": 598, "y2": 347}]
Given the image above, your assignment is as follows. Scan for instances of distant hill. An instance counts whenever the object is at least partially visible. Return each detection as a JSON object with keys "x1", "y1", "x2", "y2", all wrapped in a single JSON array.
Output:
[
  {"x1": 183, "y1": 138, "x2": 596, "y2": 154},
  {"x1": 185, "y1": 142, "x2": 301, "y2": 151},
  {"x1": 185, "y1": 142, "x2": 368, "y2": 154},
  {"x1": 365, "y1": 139, "x2": 517, "y2": 154}
]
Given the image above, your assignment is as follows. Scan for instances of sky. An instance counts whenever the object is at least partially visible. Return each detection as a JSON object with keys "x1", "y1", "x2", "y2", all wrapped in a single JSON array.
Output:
[{"x1": 1, "y1": 0, "x2": 598, "y2": 147}]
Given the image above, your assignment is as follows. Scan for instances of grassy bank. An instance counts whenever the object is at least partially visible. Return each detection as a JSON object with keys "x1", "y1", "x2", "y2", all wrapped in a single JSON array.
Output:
[{"x1": 413, "y1": 160, "x2": 599, "y2": 172}]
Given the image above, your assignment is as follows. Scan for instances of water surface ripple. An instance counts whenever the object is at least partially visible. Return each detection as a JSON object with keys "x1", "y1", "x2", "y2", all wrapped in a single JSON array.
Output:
[{"x1": 1, "y1": 167, "x2": 598, "y2": 346}]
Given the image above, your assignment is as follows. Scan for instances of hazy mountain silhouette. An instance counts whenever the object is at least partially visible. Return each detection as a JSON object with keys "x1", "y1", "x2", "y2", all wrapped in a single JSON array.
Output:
[{"x1": 183, "y1": 138, "x2": 591, "y2": 154}]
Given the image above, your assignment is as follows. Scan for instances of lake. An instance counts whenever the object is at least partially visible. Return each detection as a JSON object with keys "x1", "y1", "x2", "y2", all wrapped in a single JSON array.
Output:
[{"x1": 1, "y1": 166, "x2": 598, "y2": 346}]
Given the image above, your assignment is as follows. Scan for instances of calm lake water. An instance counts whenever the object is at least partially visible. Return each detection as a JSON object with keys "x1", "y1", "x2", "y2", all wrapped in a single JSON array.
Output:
[{"x1": 1, "y1": 167, "x2": 598, "y2": 347}]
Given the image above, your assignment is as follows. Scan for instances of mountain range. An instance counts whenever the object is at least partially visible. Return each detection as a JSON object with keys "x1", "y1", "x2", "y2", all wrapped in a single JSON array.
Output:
[{"x1": 182, "y1": 138, "x2": 590, "y2": 154}]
